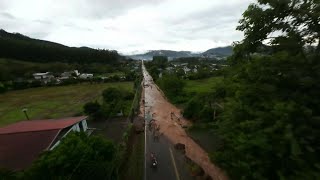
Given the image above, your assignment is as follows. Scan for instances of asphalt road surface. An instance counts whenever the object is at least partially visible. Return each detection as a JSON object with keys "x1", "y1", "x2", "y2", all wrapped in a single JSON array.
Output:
[{"x1": 142, "y1": 62, "x2": 194, "y2": 180}]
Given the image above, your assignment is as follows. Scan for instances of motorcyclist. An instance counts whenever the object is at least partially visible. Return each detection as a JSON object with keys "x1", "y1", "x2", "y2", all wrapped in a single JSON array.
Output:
[{"x1": 150, "y1": 152, "x2": 157, "y2": 167}]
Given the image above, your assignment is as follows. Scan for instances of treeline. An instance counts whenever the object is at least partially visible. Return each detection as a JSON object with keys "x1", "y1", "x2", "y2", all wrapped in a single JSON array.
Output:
[
  {"x1": 0, "y1": 59, "x2": 124, "y2": 81},
  {"x1": 0, "y1": 29, "x2": 121, "y2": 64},
  {"x1": 0, "y1": 58, "x2": 139, "y2": 92}
]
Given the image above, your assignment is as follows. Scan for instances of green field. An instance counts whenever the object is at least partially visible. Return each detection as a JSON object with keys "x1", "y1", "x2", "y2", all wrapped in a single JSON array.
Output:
[
  {"x1": 184, "y1": 77, "x2": 223, "y2": 94},
  {"x1": 0, "y1": 82, "x2": 133, "y2": 127}
]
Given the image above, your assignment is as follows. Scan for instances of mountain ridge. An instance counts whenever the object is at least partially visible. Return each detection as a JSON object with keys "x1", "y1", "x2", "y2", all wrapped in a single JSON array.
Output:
[
  {"x1": 127, "y1": 46, "x2": 233, "y2": 60},
  {"x1": 0, "y1": 29, "x2": 121, "y2": 64}
]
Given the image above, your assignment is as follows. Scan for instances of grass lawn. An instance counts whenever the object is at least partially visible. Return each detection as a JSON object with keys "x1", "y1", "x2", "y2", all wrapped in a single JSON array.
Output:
[
  {"x1": 184, "y1": 77, "x2": 223, "y2": 94},
  {"x1": 0, "y1": 82, "x2": 133, "y2": 127}
]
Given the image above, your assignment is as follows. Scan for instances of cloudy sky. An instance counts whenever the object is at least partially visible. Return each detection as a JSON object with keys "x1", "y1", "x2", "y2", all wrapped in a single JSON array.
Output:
[{"x1": 0, "y1": 0, "x2": 253, "y2": 54}]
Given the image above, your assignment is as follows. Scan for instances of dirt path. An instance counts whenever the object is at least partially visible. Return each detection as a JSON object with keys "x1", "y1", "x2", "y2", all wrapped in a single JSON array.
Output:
[{"x1": 142, "y1": 63, "x2": 228, "y2": 180}]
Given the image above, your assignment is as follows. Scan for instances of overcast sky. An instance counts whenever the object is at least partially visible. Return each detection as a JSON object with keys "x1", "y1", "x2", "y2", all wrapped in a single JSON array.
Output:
[{"x1": 0, "y1": 0, "x2": 253, "y2": 54}]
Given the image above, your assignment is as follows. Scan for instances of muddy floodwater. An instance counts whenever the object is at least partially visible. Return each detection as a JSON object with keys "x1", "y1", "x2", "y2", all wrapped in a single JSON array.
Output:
[{"x1": 142, "y1": 64, "x2": 228, "y2": 180}]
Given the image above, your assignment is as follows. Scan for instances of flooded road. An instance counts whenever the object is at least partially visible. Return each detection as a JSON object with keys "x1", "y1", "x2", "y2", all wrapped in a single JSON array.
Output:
[{"x1": 142, "y1": 62, "x2": 227, "y2": 180}]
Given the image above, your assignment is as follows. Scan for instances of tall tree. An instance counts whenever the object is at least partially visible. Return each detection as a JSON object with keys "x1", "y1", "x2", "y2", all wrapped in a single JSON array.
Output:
[{"x1": 234, "y1": 0, "x2": 320, "y2": 58}]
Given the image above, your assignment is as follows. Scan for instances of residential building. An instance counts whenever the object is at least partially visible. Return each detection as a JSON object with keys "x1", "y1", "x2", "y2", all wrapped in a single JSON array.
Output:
[
  {"x1": 0, "y1": 116, "x2": 90, "y2": 170},
  {"x1": 32, "y1": 72, "x2": 54, "y2": 83},
  {"x1": 79, "y1": 73, "x2": 93, "y2": 79}
]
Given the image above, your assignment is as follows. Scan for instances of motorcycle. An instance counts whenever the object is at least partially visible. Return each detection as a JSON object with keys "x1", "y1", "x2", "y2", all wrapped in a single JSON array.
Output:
[{"x1": 150, "y1": 153, "x2": 158, "y2": 168}]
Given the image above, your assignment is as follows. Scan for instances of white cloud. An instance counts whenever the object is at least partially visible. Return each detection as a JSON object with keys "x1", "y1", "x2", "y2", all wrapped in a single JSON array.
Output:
[{"x1": 0, "y1": 0, "x2": 253, "y2": 54}]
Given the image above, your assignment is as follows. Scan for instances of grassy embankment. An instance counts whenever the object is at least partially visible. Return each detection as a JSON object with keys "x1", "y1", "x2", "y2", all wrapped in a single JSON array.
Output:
[
  {"x1": 184, "y1": 76, "x2": 223, "y2": 94},
  {"x1": 183, "y1": 77, "x2": 223, "y2": 153},
  {"x1": 121, "y1": 132, "x2": 144, "y2": 180},
  {"x1": 0, "y1": 82, "x2": 133, "y2": 127}
]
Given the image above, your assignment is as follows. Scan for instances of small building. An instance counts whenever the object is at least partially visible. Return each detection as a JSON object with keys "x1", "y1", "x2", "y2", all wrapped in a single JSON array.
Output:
[
  {"x1": 61, "y1": 70, "x2": 80, "y2": 79},
  {"x1": 61, "y1": 72, "x2": 72, "y2": 79},
  {"x1": 0, "y1": 116, "x2": 90, "y2": 170},
  {"x1": 74, "y1": 70, "x2": 80, "y2": 76},
  {"x1": 193, "y1": 68, "x2": 198, "y2": 73},
  {"x1": 79, "y1": 73, "x2": 93, "y2": 79},
  {"x1": 183, "y1": 67, "x2": 191, "y2": 74},
  {"x1": 32, "y1": 72, "x2": 54, "y2": 80}
]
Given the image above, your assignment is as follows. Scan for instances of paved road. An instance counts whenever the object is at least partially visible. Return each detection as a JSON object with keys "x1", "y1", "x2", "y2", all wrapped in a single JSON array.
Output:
[{"x1": 142, "y1": 62, "x2": 194, "y2": 180}]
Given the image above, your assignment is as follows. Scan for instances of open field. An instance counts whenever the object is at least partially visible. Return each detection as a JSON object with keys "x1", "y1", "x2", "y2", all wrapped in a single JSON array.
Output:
[
  {"x1": 0, "y1": 82, "x2": 133, "y2": 127},
  {"x1": 184, "y1": 77, "x2": 223, "y2": 94}
]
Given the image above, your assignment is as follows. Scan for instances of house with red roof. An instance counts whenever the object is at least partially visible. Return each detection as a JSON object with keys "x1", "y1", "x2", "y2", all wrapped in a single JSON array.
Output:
[{"x1": 0, "y1": 116, "x2": 89, "y2": 170}]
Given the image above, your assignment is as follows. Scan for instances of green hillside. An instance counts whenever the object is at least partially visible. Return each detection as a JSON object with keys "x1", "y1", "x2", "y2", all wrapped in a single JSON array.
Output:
[{"x1": 0, "y1": 29, "x2": 121, "y2": 64}]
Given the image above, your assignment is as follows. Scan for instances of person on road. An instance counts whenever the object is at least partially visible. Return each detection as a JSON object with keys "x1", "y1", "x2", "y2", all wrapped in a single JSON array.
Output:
[{"x1": 150, "y1": 152, "x2": 158, "y2": 167}]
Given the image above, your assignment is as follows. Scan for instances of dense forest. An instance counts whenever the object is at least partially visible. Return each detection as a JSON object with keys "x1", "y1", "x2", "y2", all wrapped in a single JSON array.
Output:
[{"x1": 0, "y1": 29, "x2": 121, "y2": 64}]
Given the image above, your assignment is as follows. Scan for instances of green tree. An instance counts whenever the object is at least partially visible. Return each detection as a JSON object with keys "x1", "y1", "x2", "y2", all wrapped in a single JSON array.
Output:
[
  {"x1": 83, "y1": 101, "x2": 103, "y2": 120},
  {"x1": 152, "y1": 56, "x2": 168, "y2": 69},
  {"x1": 102, "y1": 87, "x2": 122, "y2": 103},
  {"x1": 175, "y1": 68, "x2": 185, "y2": 78},
  {"x1": 235, "y1": 0, "x2": 320, "y2": 59},
  {"x1": 25, "y1": 132, "x2": 119, "y2": 180},
  {"x1": 211, "y1": 0, "x2": 320, "y2": 179},
  {"x1": 157, "y1": 74, "x2": 185, "y2": 102}
]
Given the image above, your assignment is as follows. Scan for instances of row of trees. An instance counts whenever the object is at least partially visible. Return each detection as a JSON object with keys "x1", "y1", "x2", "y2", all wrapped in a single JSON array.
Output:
[{"x1": 0, "y1": 58, "x2": 127, "y2": 81}]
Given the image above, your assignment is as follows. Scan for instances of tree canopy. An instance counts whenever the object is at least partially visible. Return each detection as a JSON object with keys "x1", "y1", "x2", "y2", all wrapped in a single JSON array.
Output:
[
  {"x1": 210, "y1": 0, "x2": 320, "y2": 179},
  {"x1": 234, "y1": 0, "x2": 320, "y2": 60},
  {"x1": 24, "y1": 133, "x2": 119, "y2": 180}
]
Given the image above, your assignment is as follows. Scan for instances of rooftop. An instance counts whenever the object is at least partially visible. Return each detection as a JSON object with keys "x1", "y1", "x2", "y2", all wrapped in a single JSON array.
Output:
[
  {"x1": 0, "y1": 116, "x2": 87, "y2": 170},
  {"x1": 0, "y1": 116, "x2": 87, "y2": 134}
]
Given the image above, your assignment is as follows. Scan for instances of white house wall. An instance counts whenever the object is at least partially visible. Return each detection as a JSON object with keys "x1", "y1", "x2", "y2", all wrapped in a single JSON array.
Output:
[
  {"x1": 49, "y1": 120, "x2": 88, "y2": 150},
  {"x1": 82, "y1": 120, "x2": 88, "y2": 131}
]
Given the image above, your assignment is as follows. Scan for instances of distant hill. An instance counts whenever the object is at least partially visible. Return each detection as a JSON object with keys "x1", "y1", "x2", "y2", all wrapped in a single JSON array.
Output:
[
  {"x1": 129, "y1": 50, "x2": 199, "y2": 60},
  {"x1": 0, "y1": 29, "x2": 121, "y2": 64},
  {"x1": 202, "y1": 46, "x2": 233, "y2": 57},
  {"x1": 128, "y1": 46, "x2": 232, "y2": 60}
]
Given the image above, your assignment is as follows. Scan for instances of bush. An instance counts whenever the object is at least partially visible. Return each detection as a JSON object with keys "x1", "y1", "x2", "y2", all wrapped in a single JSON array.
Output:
[
  {"x1": 83, "y1": 101, "x2": 104, "y2": 120},
  {"x1": 25, "y1": 132, "x2": 119, "y2": 179},
  {"x1": 157, "y1": 74, "x2": 185, "y2": 101}
]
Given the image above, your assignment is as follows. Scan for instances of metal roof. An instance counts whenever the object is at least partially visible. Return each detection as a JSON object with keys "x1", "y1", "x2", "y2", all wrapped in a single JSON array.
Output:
[
  {"x1": 0, "y1": 116, "x2": 87, "y2": 170},
  {"x1": 0, "y1": 116, "x2": 87, "y2": 134}
]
